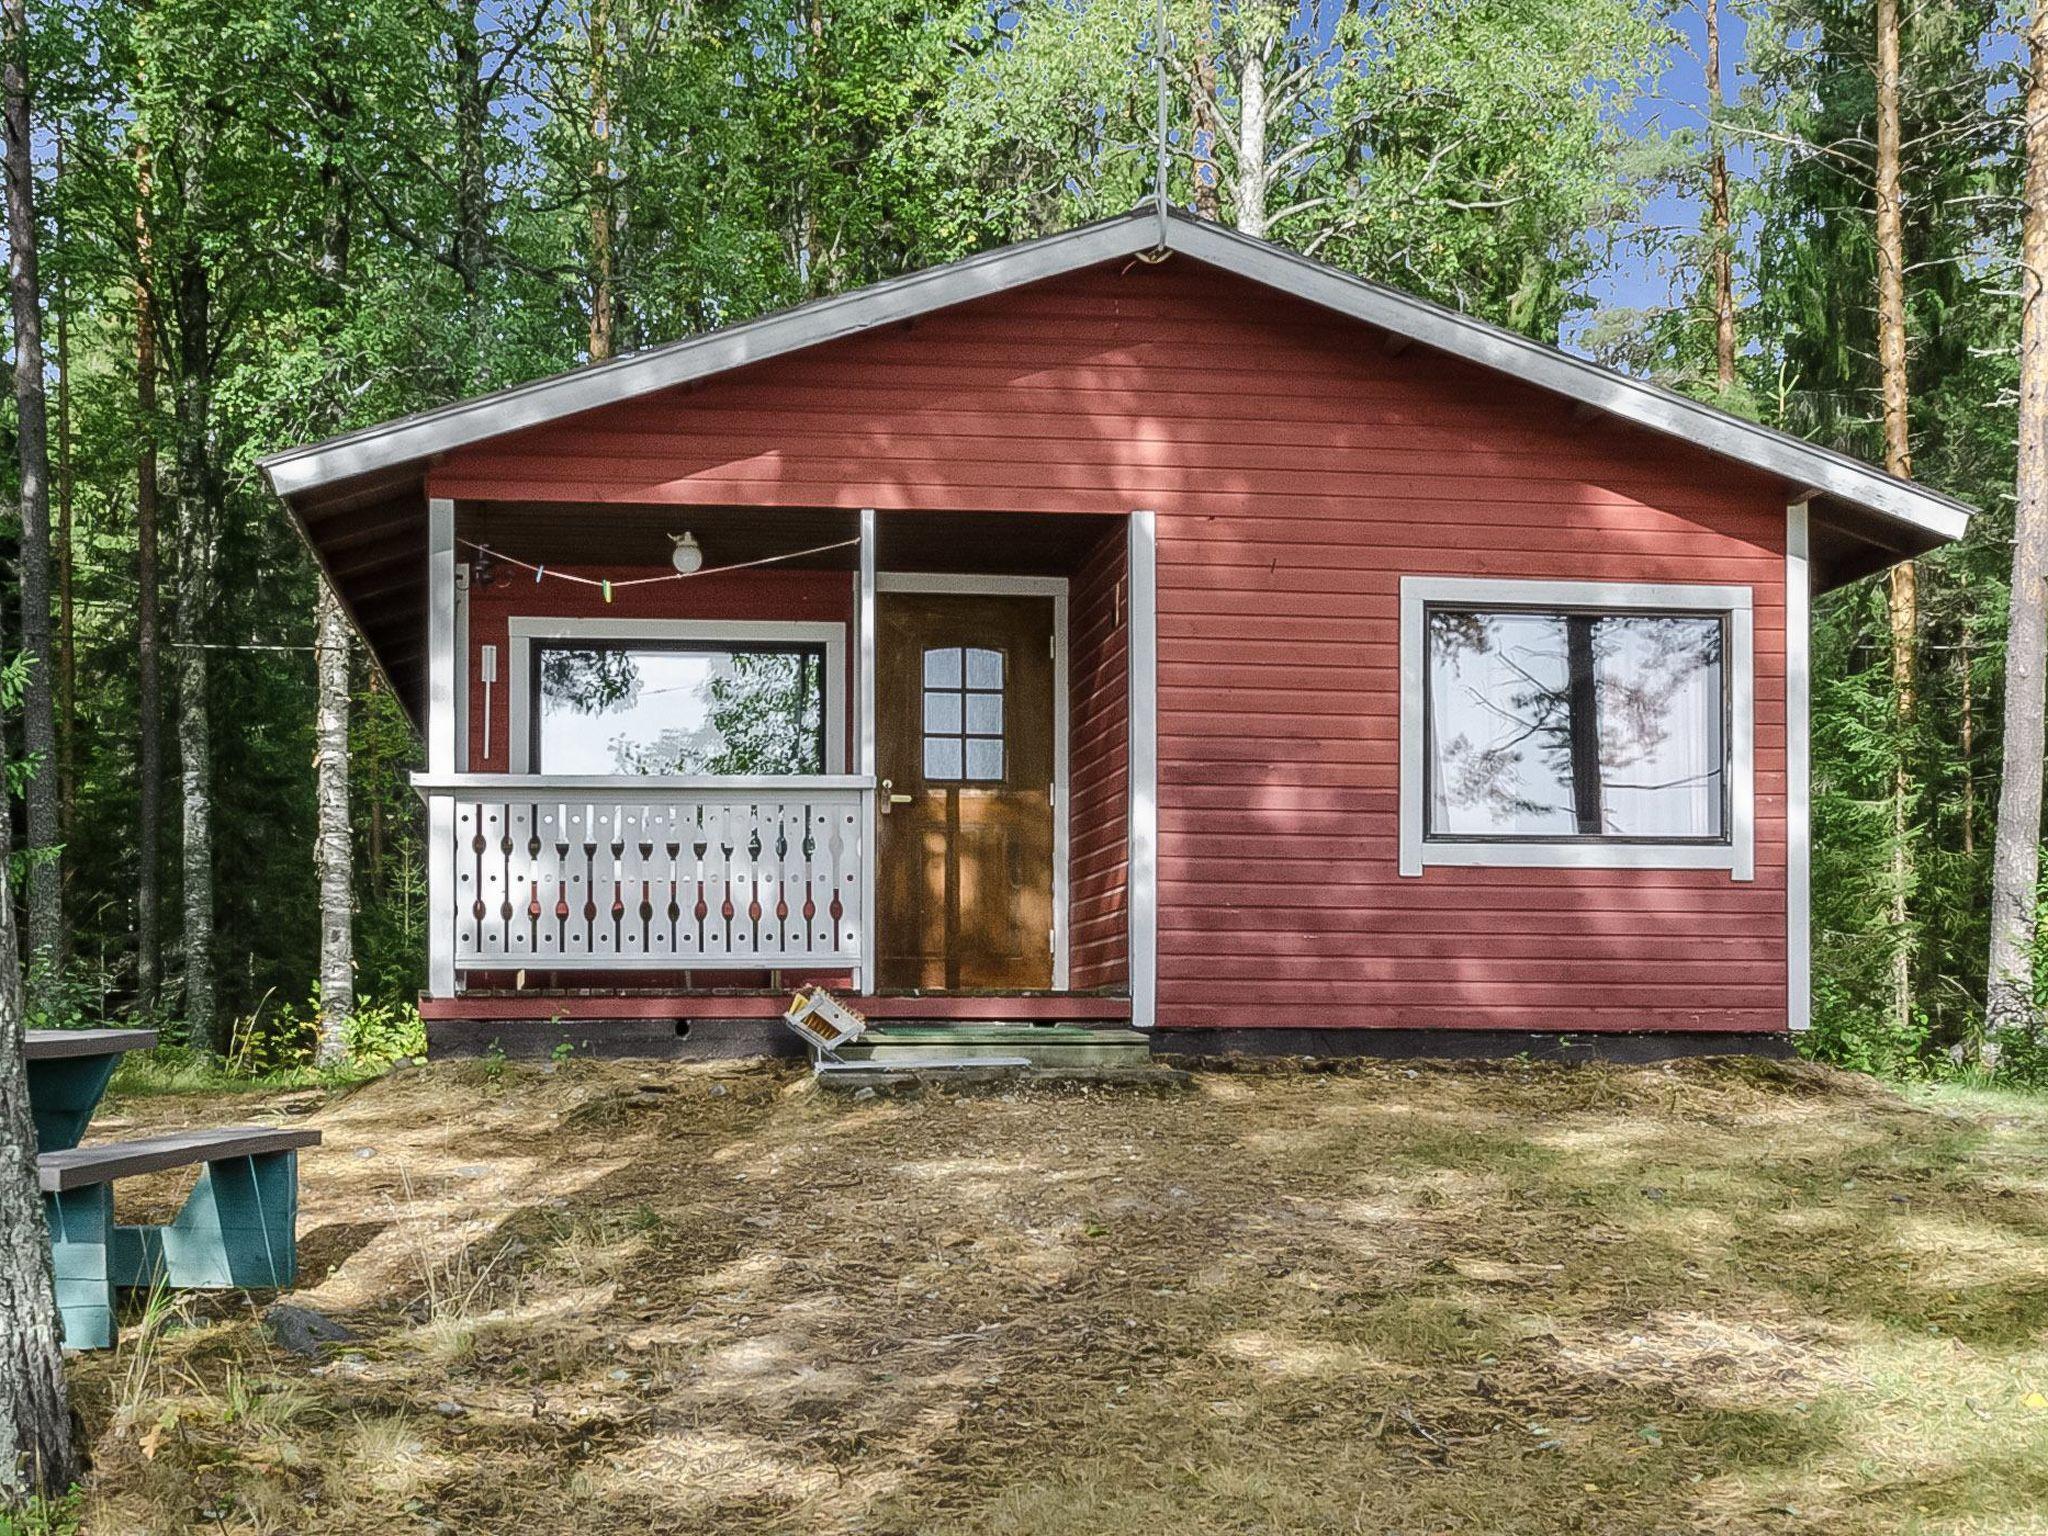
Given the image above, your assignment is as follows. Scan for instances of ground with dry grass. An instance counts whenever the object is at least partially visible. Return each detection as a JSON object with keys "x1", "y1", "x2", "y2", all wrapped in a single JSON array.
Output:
[{"x1": 49, "y1": 1055, "x2": 2048, "y2": 1534}]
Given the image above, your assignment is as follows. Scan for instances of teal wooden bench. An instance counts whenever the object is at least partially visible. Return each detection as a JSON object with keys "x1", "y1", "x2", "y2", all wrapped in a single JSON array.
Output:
[
  {"x1": 26, "y1": 1028, "x2": 158, "y2": 1152},
  {"x1": 38, "y1": 1126, "x2": 321, "y2": 1350}
]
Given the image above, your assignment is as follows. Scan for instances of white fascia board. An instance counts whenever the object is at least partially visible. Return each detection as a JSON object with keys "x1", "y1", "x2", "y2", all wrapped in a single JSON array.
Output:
[{"x1": 261, "y1": 215, "x2": 1159, "y2": 499}]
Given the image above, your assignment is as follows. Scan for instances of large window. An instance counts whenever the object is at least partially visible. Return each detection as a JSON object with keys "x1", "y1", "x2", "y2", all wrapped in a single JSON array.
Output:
[
  {"x1": 1425, "y1": 609, "x2": 1726, "y2": 841},
  {"x1": 530, "y1": 639, "x2": 827, "y2": 776},
  {"x1": 1399, "y1": 577, "x2": 1754, "y2": 877}
]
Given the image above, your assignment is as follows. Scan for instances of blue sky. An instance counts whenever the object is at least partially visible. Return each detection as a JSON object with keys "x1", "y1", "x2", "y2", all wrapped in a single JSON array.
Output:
[{"x1": 1587, "y1": 1, "x2": 1758, "y2": 323}]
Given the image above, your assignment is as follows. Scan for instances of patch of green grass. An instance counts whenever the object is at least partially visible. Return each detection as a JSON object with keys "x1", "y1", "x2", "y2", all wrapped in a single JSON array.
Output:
[{"x1": 108, "y1": 1046, "x2": 388, "y2": 1099}]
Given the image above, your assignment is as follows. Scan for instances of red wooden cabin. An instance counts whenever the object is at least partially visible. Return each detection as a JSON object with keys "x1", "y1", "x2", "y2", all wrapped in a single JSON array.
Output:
[{"x1": 262, "y1": 210, "x2": 1969, "y2": 1058}]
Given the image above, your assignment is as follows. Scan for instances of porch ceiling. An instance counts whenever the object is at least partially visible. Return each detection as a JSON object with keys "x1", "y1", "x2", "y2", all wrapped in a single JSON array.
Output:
[
  {"x1": 460, "y1": 503, "x2": 1123, "y2": 578},
  {"x1": 313, "y1": 501, "x2": 1128, "y2": 730}
]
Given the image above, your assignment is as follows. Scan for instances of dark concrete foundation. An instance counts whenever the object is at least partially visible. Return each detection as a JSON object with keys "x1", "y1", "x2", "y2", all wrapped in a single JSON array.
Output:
[
  {"x1": 428, "y1": 1016, "x2": 803, "y2": 1061},
  {"x1": 431, "y1": 1016, "x2": 1799, "y2": 1066},
  {"x1": 1148, "y1": 1029, "x2": 1798, "y2": 1064}
]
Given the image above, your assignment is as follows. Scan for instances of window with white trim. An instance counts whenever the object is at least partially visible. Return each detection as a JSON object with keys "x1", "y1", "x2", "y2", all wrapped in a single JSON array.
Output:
[
  {"x1": 504, "y1": 617, "x2": 847, "y2": 776},
  {"x1": 1399, "y1": 578, "x2": 1755, "y2": 878},
  {"x1": 532, "y1": 639, "x2": 826, "y2": 775}
]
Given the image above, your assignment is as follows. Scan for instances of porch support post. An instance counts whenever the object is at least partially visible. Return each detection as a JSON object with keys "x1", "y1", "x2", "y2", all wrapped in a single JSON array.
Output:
[
  {"x1": 1786, "y1": 500, "x2": 1811, "y2": 1033},
  {"x1": 857, "y1": 508, "x2": 878, "y2": 994},
  {"x1": 1128, "y1": 509, "x2": 1159, "y2": 1030},
  {"x1": 427, "y1": 495, "x2": 457, "y2": 1000}
]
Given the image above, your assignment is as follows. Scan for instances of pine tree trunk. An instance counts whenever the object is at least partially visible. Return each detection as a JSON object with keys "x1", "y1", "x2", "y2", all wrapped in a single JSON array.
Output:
[
  {"x1": 587, "y1": 0, "x2": 614, "y2": 360},
  {"x1": 0, "y1": 543, "x2": 77, "y2": 1501},
  {"x1": 313, "y1": 587, "x2": 353, "y2": 1065},
  {"x1": 2, "y1": 0, "x2": 63, "y2": 977},
  {"x1": 53, "y1": 137, "x2": 74, "y2": 859},
  {"x1": 1961, "y1": 627, "x2": 1975, "y2": 857},
  {"x1": 451, "y1": 0, "x2": 487, "y2": 297},
  {"x1": 134, "y1": 139, "x2": 164, "y2": 1013},
  {"x1": 1985, "y1": 0, "x2": 2048, "y2": 1061},
  {"x1": 1706, "y1": 0, "x2": 1736, "y2": 391},
  {"x1": 1875, "y1": 0, "x2": 1917, "y2": 1035}
]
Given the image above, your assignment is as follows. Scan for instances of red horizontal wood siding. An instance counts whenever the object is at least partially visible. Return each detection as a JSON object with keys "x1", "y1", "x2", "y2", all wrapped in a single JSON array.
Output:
[
  {"x1": 432, "y1": 258, "x2": 1792, "y2": 1035},
  {"x1": 1069, "y1": 523, "x2": 1130, "y2": 989}
]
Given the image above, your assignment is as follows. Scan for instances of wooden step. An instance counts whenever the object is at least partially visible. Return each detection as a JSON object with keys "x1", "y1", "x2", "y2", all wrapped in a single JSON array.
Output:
[{"x1": 833, "y1": 1024, "x2": 1150, "y2": 1069}]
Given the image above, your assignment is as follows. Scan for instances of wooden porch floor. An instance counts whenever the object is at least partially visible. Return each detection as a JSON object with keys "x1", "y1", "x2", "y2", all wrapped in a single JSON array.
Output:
[{"x1": 421, "y1": 991, "x2": 1133, "y2": 1022}]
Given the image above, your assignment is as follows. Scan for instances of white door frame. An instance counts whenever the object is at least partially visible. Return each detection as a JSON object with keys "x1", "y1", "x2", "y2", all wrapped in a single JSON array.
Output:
[{"x1": 873, "y1": 571, "x2": 1071, "y2": 990}]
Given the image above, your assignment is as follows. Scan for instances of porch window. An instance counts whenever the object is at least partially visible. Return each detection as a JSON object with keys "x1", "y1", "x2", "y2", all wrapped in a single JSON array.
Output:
[
  {"x1": 1398, "y1": 576, "x2": 1755, "y2": 877},
  {"x1": 1425, "y1": 609, "x2": 1727, "y2": 842},
  {"x1": 531, "y1": 640, "x2": 827, "y2": 776}
]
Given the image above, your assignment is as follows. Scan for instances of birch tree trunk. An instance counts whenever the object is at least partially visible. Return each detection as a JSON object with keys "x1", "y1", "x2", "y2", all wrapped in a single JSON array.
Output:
[
  {"x1": 0, "y1": 557, "x2": 77, "y2": 1500},
  {"x1": 1985, "y1": 0, "x2": 2048, "y2": 1061},
  {"x1": 1233, "y1": 47, "x2": 1268, "y2": 238},
  {"x1": 314, "y1": 587, "x2": 353, "y2": 1065},
  {"x1": 171, "y1": 144, "x2": 221, "y2": 1051},
  {"x1": 2, "y1": 0, "x2": 63, "y2": 977},
  {"x1": 1875, "y1": 0, "x2": 1918, "y2": 1035},
  {"x1": 1706, "y1": 0, "x2": 1736, "y2": 391}
]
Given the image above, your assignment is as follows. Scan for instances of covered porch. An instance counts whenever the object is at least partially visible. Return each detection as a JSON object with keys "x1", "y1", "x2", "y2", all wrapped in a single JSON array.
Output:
[{"x1": 410, "y1": 499, "x2": 1158, "y2": 1041}]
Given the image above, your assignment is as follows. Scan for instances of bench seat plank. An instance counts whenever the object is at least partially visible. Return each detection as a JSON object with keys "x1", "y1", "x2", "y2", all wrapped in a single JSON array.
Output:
[
  {"x1": 24, "y1": 1028, "x2": 159, "y2": 1060},
  {"x1": 39, "y1": 1126, "x2": 321, "y2": 1192}
]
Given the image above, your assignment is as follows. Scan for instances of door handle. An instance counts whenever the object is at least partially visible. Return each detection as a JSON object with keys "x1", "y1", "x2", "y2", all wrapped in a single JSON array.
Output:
[{"x1": 880, "y1": 778, "x2": 915, "y2": 814}]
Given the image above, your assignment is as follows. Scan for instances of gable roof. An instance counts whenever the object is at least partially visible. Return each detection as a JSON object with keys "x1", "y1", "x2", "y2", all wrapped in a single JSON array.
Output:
[
  {"x1": 263, "y1": 206, "x2": 1970, "y2": 546},
  {"x1": 263, "y1": 206, "x2": 1973, "y2": 722}
]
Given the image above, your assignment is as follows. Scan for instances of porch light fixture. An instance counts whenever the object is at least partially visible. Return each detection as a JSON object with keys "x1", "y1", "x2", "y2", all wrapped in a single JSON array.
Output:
[{"x1": 669, "y1": 531, "x2": 704, "y2": 575}]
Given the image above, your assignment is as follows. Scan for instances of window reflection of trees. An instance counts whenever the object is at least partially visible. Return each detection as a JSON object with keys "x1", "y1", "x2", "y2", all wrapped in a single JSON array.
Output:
[
  {"x1": 1427, "y1": 610, "x2": 1723, "y2": 837},
  {"x1": 538, "y1": 647, "x2": 824, "y2": 776}
]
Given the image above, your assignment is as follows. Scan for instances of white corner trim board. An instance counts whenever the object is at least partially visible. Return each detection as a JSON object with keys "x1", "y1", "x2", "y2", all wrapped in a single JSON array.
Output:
[
  {"x1": 1397, "y1": 574, "x2": 1756, "y2": 880},
  {"x1": 1127, "y1": 511, "x2": 1159, "y2": 1031},
  {"x1": 1786, "y1": 504, "x2": 1813, "y2": 1031}
]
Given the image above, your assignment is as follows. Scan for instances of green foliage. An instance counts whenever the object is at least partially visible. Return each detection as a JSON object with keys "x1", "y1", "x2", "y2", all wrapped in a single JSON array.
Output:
[{"x1": 0, "y1": 1490, "x2": 83, "y2": 1536}]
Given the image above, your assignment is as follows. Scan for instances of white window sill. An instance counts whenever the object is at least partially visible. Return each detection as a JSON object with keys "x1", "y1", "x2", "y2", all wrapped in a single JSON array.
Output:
[{"x1": 1409, "y1": 840, "x2": 1749, "y2": 877}]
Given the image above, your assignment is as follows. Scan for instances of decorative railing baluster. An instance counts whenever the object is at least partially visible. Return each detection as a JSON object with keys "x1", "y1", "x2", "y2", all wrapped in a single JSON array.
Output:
[{"x1": 426, "y1": 777, "x2": 867, "y2": 974}]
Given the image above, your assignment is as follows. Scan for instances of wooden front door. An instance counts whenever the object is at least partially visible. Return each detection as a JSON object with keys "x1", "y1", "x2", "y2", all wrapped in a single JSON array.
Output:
[{"x1": 877, "y1": 592, "x2": 1056, "y2": 991}]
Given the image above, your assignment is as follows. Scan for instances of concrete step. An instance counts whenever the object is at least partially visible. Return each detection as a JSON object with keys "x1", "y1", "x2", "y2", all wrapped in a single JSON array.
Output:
[{"x1": 833, "y1": 1024, "x2": 1150, "y2": 1069}]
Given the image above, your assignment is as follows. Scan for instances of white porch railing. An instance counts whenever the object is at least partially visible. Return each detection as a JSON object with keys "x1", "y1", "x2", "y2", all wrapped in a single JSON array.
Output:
[{"x1": 415, "y1": 775, "x2": 873, "y2": 975}]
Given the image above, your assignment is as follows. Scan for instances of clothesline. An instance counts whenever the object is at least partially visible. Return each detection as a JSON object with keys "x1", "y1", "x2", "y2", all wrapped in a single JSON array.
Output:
[{"x1": 459, "y1": 536, "x2": 862, "y2": 601}]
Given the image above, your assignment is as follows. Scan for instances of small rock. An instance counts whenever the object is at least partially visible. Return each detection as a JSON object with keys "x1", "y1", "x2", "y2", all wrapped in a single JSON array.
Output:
[
  {"x1": 852, "y1": 1086, "x2": 877, "y2": 1103},
  {"x1": 353, "y1": 1147, "x2": 376, "y2": 1160},
  {"x1": 432, "y1": 1401, "x2": 466, "y2": 1418},
  {"x1": 710, "y1": 1083, "x2": 730, "y2": 1097},
  {"x1": 263, "y1": 1303, "x2": 359, "y2": 1359}
]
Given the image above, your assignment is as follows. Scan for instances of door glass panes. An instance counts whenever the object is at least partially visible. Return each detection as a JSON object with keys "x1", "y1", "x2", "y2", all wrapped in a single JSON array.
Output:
[{"x1": 922, "y1": 646, "x2": 1005, "y2": 782}]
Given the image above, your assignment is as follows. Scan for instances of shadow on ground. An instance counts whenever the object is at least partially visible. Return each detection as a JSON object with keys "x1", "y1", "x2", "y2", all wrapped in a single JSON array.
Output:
[{"x1": 62, "y1": 1056, "x2": 2048, "y2": 1534}]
